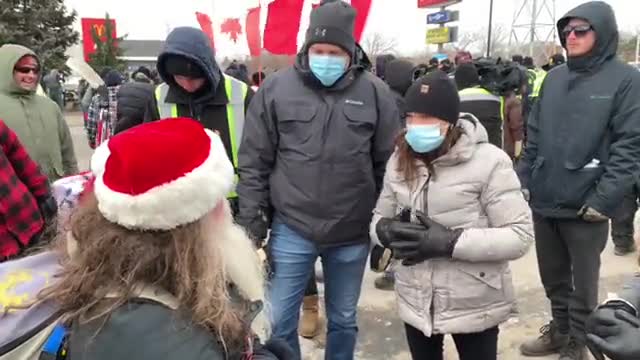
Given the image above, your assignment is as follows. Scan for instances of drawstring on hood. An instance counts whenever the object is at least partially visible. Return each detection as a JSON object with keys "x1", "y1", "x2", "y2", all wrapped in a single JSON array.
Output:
[
  {"x1": 0, "y1": 44, "x2": 40, "y2": 96},
  {"x1": 557, "y1": 1, "x2": 618, "y2": 72}
]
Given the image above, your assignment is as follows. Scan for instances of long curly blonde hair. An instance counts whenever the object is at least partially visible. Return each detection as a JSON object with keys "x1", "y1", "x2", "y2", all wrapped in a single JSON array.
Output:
[{"x1": 38, "y1": 192, "x2": 268, "y2": 352}]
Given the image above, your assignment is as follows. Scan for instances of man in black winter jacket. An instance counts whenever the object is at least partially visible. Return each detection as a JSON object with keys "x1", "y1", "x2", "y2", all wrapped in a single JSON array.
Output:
[
  {"x1": 236, "y1": 2, "x2": 399, "y2": 358},
  {"x1": 518, "y1": 2, "x2": 640, "y2": 359}
]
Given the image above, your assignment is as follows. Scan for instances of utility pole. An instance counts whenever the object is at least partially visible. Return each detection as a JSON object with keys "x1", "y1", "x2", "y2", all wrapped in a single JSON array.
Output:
[
  {"x1": 487, "y1": 0, "x2": 494, "y2": 57},
  {"x1": 437, "y1": 6, "x2": 445, "y2": 53},
  {"x1": 510, "y1": 0, "x2": 556, "y2": 63}
]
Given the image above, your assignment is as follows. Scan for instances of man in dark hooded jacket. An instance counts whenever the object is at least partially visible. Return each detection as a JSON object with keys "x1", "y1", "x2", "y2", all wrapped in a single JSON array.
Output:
[
  {"x1": 518, "y1": 2, "x2": 640, "y2": 359},
  {"x1": 143, "y1": 27, "x2": 253, "y2": 214},
  {"x1": 236, "y1": 1, "x2": 400, "y2": 358}
]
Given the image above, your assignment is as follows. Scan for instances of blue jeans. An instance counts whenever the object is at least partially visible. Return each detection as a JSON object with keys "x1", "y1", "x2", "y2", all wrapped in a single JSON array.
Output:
[{"x1": 268, "y1": 216, "x2": 369, "y2": 360}]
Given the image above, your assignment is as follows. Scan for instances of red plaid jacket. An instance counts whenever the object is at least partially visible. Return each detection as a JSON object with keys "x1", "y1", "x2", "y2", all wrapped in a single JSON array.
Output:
[{"x1": 0, "y1": 120, "x2": 50, "y2": 259}]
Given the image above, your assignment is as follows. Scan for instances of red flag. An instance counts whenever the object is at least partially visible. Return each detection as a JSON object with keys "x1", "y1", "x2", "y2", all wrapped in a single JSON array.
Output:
[
  {"x1": 263, "y1": 0, "x2": 305, "y2": 55},
  {"x1": 351, "y1": 0, "x2": 372, "y2": 42},
  {"x1": 246, "y1": 7, "x2": 262, "y2": 57},
  {"x1": 196, "y1": 12, "x2": 216, "y2": 50}
]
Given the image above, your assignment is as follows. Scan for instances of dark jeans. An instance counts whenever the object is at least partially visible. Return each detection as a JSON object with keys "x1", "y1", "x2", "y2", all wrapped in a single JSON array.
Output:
[
  {"x1": 404, "y1": 324, "x2": 499, "y2": 360},
  {"x1": 611, "y1": 192, "x2": 638, "y2": 249},
  {"x1": 533, "y1": 213, "x2": 609, "y2": 344}
]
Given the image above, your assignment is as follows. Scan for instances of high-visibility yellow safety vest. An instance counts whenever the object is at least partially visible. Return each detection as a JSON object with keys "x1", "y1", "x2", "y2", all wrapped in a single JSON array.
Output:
[
  {"x1": 531, "y1": 70, "x2": 547, "y2": 98},
  {"x1": 458, "y1": 87, "x2": 505, "y2": 121},
  {"x1": 155, "y1": 75, "x2": 248, "y2": 198}
]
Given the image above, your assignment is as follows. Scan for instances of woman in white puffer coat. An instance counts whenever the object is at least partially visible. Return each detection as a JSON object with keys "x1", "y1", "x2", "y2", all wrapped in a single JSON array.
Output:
[{"x1": 370, "y1": 71, "x2": 534, "y2": 360}]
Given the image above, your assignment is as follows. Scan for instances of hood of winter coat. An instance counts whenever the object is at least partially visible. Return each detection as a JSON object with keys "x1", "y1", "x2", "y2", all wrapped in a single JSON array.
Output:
[
  {"x1": 0, "y1": 44, "x2": 39, "y2": 96},
  {"x1": 385, "y1": 59, "x2": 415, "y2": 96},
  {"x1": 435, "y1": 114, "x2": 489, "y2": 167},
  {"x1": 557, "y1": 1, "x2": 618, "y2": 72},
  {"x1": 157, "y1": 27, "x2": 222, "y2": 97}
]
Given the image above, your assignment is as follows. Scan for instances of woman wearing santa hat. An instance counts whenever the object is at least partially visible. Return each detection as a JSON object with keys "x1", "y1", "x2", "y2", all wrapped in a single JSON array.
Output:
[{"x1": 36, "y1": 118, "x2": 292, "y2": 360}]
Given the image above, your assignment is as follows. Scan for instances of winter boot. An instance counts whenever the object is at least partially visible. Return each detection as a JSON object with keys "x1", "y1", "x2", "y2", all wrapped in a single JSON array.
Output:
[
  {"x1": 299, "y1": 295, "x2": 320, "y2": 339},
  {"x1": 520, "y1": 321, "x2": 569, "y2": 356},
  {"x1": 559, "y1": 338, "x2": 587, "y2": 360},
  {"x1": 614, "y1": 243, "x2": 637, "y2": 256}
]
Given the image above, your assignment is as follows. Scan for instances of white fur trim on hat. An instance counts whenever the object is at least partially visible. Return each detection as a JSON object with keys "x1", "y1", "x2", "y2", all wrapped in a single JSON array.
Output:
[{"x1": 93, "y1": 130, "x2": 235, "y2": 230}]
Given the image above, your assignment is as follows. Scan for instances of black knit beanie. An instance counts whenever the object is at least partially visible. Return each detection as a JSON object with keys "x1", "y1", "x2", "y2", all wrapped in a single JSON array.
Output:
[
  {"x1": 454, "y1": 63, "x2": 480, "y2": 90},
  {"x1": 304, "y1": 0, "x2": 356, "y2": 54},
  {"x1": 163, "y1": 55, "x2": 206, "y2": 78},
  {"x1": 405, "y1": 70, "x2": 460, "y2": 125}
]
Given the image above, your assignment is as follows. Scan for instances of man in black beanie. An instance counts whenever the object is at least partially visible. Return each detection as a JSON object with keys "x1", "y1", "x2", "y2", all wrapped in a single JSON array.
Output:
[
  {"x1": 236, "y1": 1, "x2": 401, "y2": 358},
  {"x1": 142, "y1": 27, "x2": 253, "y2": 216}
]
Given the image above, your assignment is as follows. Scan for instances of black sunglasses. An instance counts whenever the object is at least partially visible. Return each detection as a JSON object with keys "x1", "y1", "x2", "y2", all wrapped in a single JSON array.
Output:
[
  {"x1": 562, "y1": 24, "x2": 593, "y2": 38},
  {"x1": 14, "y1": 66, "x2": 40, "y2": 74}
]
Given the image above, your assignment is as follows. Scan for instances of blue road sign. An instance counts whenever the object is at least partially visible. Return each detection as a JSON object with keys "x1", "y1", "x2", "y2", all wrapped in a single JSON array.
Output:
[{"x1": 427, "y1": 11, "x2": 451, "y2": 24}]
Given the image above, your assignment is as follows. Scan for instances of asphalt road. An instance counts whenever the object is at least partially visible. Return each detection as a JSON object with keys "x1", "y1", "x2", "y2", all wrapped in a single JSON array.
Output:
[{"x1": 65, "y1": 112, "x2": 636, "y2": 360}]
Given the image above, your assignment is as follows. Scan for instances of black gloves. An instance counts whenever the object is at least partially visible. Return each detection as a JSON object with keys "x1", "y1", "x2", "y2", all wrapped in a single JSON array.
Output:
[
  {"x1": 236, "y1": 211, "x2": 269, "y2": 248},
  {"x1": 389, "y1": 211, "x2": 462, "y2": 266},
  {"x1": 375, "y1": 208, "x2": 413, "y2": 248},
  {"x1": 253, "y1": 338, "x2": 296, "y2": 360},
  {"x1": 371, "y1": 209, "x2": 411, "y2": 272},
  {"x1": 38, "y1": 195, "x2": 58, "y2": 224},
  {"x1": 586, "y1": 302, "x2": 640, "y2": 360}
]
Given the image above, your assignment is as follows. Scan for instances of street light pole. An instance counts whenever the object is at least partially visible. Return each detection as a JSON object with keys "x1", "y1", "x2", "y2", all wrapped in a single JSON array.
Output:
[{"x1": 487, "y1": 0, "x2": 494, "y2": 57}]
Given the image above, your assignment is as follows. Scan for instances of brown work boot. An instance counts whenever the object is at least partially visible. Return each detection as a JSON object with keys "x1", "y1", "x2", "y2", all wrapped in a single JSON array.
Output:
[
  {"x1": 520, "y1": 321, "x2": 569, "y2": 356},
  {"x1": 298, "y1": 295, "x2": 320, "y2": 339},
  {"x1": 559, "y1": 338, "x2": 587, "y2": 360}
]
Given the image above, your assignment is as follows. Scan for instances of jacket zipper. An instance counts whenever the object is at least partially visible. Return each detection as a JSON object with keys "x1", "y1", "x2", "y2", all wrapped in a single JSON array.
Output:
[{"x1": 420, "y1": 174, "x2": 431, "y2": 217}]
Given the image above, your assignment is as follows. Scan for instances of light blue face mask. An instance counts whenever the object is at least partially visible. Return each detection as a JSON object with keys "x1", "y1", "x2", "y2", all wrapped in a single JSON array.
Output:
[
  {"x1": 309, "y1": 54, "x2": 348, "y2": 87},
  {"x1": 405, "y1": 124, "x2": 445, "y2": 153}
]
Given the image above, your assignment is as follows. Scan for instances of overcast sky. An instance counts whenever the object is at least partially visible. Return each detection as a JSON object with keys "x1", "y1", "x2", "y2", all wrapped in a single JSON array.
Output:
[{"x1": 64, "y1": 0, "x2": 638, "y2": 56}]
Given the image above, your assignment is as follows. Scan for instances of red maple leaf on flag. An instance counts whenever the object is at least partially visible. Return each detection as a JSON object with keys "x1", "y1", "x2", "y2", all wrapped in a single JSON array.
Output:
[{"x1": 221, "y1": 18, "x2": 243, "y2": 43}]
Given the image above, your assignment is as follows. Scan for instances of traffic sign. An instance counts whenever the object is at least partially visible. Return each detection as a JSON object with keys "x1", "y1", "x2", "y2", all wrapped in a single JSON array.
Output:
[
  {"x1": 418, "y1": 0, "x2": 462, "y2": 9},
  {"x1": 426, "y1": 26, "x2": 458, "y2": 44},
  {"x1": 427, "y1": 10, "x2": 459, "y2": 24}
]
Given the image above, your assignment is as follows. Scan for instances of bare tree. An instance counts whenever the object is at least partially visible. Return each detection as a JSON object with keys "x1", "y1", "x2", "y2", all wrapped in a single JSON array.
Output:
[
  {"x1": 456, "y1": 25, "x2": 511, "y2": 58},
  {"x1": 362, "y1": 32, "x2": 399, "y2": 58}
]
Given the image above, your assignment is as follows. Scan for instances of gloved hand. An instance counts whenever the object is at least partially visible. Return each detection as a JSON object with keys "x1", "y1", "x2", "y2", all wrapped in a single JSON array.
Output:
[
  {"x1": 253, "y1": 338, "x2": 296, "y2": 360},
  {"x1": 579, "y1": 206, "x2": 608, "y2": 222},
  {"x1": 390, "y1": 211, "x2": 462, "y2": 266},
  {"x1": 38, "y1": 196, "x2": 58, "y2": 223},
  {"x1": 375, "y1": 208, "x2": 413, "y2": 248},
  {"x1": 236, "y1": 211, "x2": 269, "y2": 248},
  {"x1": 586, "y1": 308, "x2": 640, "y2": 360}
]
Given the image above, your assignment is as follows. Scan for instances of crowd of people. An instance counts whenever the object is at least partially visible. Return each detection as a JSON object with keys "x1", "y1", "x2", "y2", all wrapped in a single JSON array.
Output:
[{"x1": 1, "y1": 1, "x2": 640, "y2": 360}]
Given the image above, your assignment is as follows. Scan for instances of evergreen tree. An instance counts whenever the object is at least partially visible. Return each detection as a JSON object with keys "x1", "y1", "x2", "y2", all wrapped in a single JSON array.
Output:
[
  {"x1": 87, "y1": 13, "x2": 127, "y2": 74},
  {"x1": 0, "y1": 0, "x2": 79, "y2": 72}
]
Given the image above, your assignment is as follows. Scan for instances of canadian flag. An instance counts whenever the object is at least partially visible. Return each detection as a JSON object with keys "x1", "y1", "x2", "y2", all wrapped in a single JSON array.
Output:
[{"x1": 197, "y1": 0, "x2": 371, "y2": 57}]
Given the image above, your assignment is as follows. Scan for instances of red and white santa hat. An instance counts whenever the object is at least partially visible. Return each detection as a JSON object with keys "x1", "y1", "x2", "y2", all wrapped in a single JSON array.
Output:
[{"x1": 90, "y1": 118, "x2": 234, "y2": 230}]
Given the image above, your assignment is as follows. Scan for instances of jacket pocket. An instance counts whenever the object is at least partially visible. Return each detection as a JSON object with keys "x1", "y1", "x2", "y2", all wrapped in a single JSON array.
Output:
[
  {"x1": 342, "y1": 105, "x2": 377, "y2": 154},
  {"x1": 559, "y1": 165, "x2": 604, "y2": 209},
  {"x1": 445, "y1": 262, "x2": 508, "y2": 312},
  {"x1": 277, "y1": 104, "x2": 317, "y2": 155},
  {"x1": 394, "y1": 265, "x2": 426, "y2": 316}
]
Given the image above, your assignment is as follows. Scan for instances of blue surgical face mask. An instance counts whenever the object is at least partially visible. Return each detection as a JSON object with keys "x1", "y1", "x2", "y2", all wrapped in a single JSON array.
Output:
[
  {"x1": 405, "y1": 124, "x2": 445, "y2": 153},
  {"x1": 309, "y1": 54, "x2": 348, "y2": 87}
]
